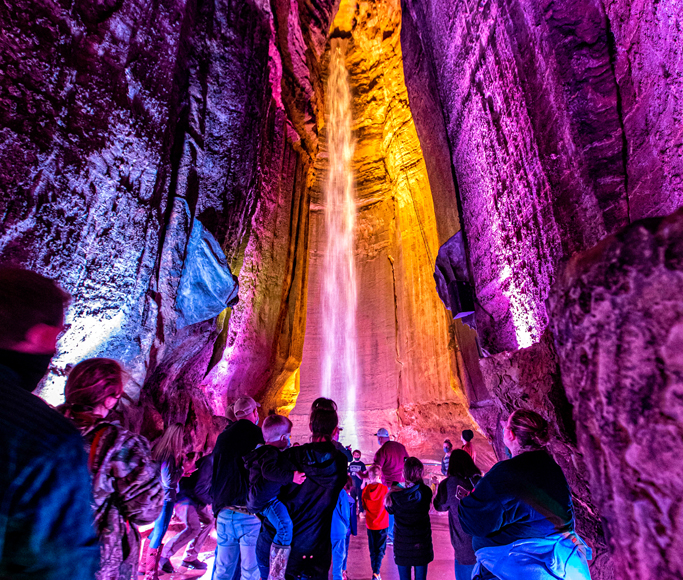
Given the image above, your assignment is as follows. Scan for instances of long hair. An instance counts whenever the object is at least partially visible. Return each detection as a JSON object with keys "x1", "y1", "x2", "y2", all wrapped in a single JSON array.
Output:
[
  {"x1": 447, "y1": 449, "x2": 481, "y2": 480},
  {"x1": 152, "y1": 423, "x2": 186, "y2": 465},
  {"x1": 508, "y1": 409, "x2": 549, "y2": 451},
  {"x1": 403, "y1": 457, "x2": 424, "y2": 485},
  {"x1": 61, "y1": 358, "x2": 124, "y2": 427}
]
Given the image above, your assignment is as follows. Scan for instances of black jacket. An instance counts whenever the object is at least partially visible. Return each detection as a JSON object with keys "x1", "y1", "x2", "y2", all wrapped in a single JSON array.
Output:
[
  {"x1": 211, "y1": 419, "x2": 264, "y2": 514},
  {"x1": 257, "y1": 441, "x2": 347, "y2": 579},
  {"x1": 244, "y1": 445, "x2": 295, "y2": 512},
  {"x1": 0, "y1": 351, "x2": 100, "y2": 579},
  {"x1": 386, "y1": 482, "x2": 434, "y2": 567},
  {"x1": 179, "y1": 454, "x2": 213, "y2": 507},
  {"x1": 459, "y1": 449, "x2": 573, "y2": 578},
  {"x1": 433, "y1": 476, "x2": 476, "y2": 565}
]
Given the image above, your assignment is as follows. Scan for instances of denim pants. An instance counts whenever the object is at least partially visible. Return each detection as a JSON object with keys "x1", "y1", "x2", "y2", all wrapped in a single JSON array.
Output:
[
  {"x1": 397, "y1": 565, "x2": 428, "y2": 580},
  {"x1": 454, "y1": 560, "x2": 475, "y2": 580},
  {"x1": 367, "y1": 528, "x2": 387, "y2": 575},
  {"x1": 387, "y1": 514, "x2": 395, "y2": 542},
  {"x1": 161, "y1": 500, "x2": 214, "y2": 560},
  {"x1": 212, "y1": 508, "x2": 261, "y2": 580},
  {"x1": 149, "y1": 498, "x2": 176, "y2": 549},
  {"x1": 343, "y1": 532, "x2": 351, "y2": 570},
  {"x1": 331, "y1": 538, "x2": 346, "y2": 580},
  {"x1": 260, "y1": 499, "x2": 293, "y2": 546}
]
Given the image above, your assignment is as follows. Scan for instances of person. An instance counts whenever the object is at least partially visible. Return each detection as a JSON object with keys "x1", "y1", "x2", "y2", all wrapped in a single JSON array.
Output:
[
  {"x1": 441, "y1": 439, "x2": 453, "y2": 475},
  {"x1": 145, "y1": 423, "x2": 190, "y2": 577},
  {"x1": 211, "y1": 395, "x2": 264, "y2": 580},
  {"x1": 243, "y1": 414, "x2": 306, "y2": 580},
  {"x1": 0, "y1": 267, "x2": 99, "y2": 579},
  {"x1": 331, "y1": 477, "x2": 354, "y2": 580},
  {"x1": 371, "y1": 427, "x2": 408, "y2": 543},
  {"x1": 461, "y1": 430, "x2": 476, "y2": 464},
  {"x1": 348, "y1": 449, "x2": 366, "y2": 513},
  {"x1": 311, "y1": 397, "x2": 353, "y2": 462},
  {"x1": 384, "y1": 458, "x2": 433, "y2": 580},
  {"x1": 60, "y1": 358, "x2": 164, "y2": 580},
  {"x1": 362, "y1": 464, "x2": 389, "y2": 580},
  {"x1": 433, "y1": 450, "x2": 481, "y2": 580},
  {"x1": 159, "y1": 417, "x2": 228, "y2": 572},
  {"x1": 256, "y1": 404, "x2": 348, "y2": 580},
  {"x1": 343, "y1": 476, "x2": 358, "y2": 580},
  {"x1": 459, "y1": 410, "x2": 592, "y2": 580}
]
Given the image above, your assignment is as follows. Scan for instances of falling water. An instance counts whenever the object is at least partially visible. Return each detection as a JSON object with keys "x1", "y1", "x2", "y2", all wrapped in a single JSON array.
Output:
[{"x1": 321, "y1": 39, "x2": 358, "y2": 449}]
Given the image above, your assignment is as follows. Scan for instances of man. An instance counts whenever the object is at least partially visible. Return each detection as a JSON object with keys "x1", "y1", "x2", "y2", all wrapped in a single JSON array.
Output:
[
  {"x1": 211, "y1": 395, "x2": 264, "y2": 580},
  {"x1": 0, "y1": 267, "x2": 99, "y2": 579},
  {"x1": 256, "y1": 405, "x2": 348, "y2": 580},
  {"x1": 372, "y1": 428, "x2": 408, "y2": 544}
]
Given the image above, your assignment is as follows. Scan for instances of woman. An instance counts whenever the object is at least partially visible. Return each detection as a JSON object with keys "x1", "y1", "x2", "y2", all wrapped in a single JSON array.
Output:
[
  {"x1": 61, "y1": 358, "x2": 163, "y2": 580},
  {"x1": 461, "y1": 429, "x2": 477, "y2": 464},
  {"x1": 145, "y1": 423, "x2": 189, "y2": 578},
  {"x1": 433, "y1": 450, "x2": 481, "y2": 580},
  {"x1": 459, "y1": 410, "x2": 592, "y2": 580},
  {"x1": 385, "y1": 457, "x2": 434, "y2": 580}
]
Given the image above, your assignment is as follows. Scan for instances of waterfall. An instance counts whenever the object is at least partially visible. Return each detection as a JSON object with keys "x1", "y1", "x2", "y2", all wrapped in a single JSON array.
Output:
[{"x1": 321, "y1": 39, "x2": 359, "y2": 449}]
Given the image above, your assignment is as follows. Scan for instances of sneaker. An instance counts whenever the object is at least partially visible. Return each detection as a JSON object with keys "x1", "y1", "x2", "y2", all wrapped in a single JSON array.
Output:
[
  {"x1": 386, "y1": 539, "x2": 393, "y2": 546},
  {"x1": 373, "y1": 574, "x2": 382, "y2": 580},
  {"x1": 159, "y1": 557, "x2": 174, "y2": 574},
  {"x1": 182, "y1": 559, "x2": 208, "y2": 571}
]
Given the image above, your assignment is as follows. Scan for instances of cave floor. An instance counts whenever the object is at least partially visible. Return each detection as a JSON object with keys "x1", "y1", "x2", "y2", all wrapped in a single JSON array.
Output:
[{"x1": 148, "y1": 512, "x2": 454, "y2": 580}]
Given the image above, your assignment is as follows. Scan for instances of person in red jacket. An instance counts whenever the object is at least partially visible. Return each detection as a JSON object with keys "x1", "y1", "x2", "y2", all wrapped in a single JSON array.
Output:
[{"x1": 362, "y1": 464, "x2": 389, "y2": 580}]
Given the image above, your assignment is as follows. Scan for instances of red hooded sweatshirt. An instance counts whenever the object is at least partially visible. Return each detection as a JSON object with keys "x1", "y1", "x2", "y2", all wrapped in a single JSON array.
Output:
[{"x1": 362, "y1": 482, "x2": 389, "y2": 530}]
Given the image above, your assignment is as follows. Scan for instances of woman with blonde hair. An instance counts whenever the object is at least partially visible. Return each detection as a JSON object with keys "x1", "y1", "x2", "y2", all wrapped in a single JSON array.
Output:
[
  {"x1": 61, "y1": 358, "x2": 163, "y2": 580},
  {"x1": 142, "y1": 423, "x2": 190, "y2": 576}
]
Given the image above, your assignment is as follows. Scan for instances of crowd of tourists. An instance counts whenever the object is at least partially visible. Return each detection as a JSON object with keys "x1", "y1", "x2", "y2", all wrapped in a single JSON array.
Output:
[{"x1": 0, "y1": 266, "x2": 592, "y2": 580}]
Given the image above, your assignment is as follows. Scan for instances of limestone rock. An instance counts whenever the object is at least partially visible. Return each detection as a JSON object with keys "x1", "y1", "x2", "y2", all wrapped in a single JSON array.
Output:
[{"x1": 550, "y1": 209, "x2": 683, "y2": 580}]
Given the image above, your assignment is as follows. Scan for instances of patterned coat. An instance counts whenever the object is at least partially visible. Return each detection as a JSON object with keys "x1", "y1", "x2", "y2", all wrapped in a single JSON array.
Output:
[{"x1": 83, "y1": 422, "x2": 164, "y2": 580}]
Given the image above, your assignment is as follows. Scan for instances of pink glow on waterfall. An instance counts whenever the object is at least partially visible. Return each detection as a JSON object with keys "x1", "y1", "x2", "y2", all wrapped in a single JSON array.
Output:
[{"x1": 321, "y1": 39, "x2": 359, "y2": 449}]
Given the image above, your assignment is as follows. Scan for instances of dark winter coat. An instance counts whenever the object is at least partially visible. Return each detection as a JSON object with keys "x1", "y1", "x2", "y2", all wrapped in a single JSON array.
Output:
[
  {"x1": 433, "y1": 476, "x2": 476, "y2": 565},
  {"x1": 211, "y1": 419, "x2": 264, "y2": 514},
  {"x1": 458, "y1": 450, "x2": 574, "y2": 579},
  {"x1": 0, "y1": 353, "x2": 100, "y2": 580},
  {"x1": 83, "y1": 422, "x2": 164, "y2": 580},
  {"x1": 385, "y1": 482, "x2": 434, "y2": 567},
  {"x1": 244, "y1": 444, "x2": 295, "y2": 512},
  {"x1": 179, "y1": 454, "x2": 213, "y2": 507},
  {"x1": 257, "y1": 441, "x2": 347, "y2": 580}
]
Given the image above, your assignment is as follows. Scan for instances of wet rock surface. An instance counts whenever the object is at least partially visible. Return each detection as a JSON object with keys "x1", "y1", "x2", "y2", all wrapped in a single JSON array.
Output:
[{"x1": 550, "y1": 209, "x2": 683, "y2": 580}]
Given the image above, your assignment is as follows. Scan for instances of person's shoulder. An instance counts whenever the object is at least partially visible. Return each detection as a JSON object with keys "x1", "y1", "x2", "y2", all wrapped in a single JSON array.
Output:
[{"x1": 0, "y1": 381, "x2": 82, "y2": 454}]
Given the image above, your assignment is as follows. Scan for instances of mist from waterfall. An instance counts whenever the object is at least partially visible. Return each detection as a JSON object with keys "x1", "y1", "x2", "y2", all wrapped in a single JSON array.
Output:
[{"x1": 321, "y1": 39, "x2": 358, "y2": 450}]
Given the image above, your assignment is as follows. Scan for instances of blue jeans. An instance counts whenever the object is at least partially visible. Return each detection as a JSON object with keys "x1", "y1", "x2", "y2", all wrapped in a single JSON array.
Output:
[
  {"x1": 343, "y1": 532, "x2": 351, "y2": 570},
  {"x1": 212, "y1": 509, "x2": 261, "y2": 580},
  {"x1": 397, "y1": 565, "x2": 428, "y2": 580},
  {"x1": 454, "y1": 561, "x2": 475, "y2": 580},
  {"x1": 149, "y1": 498, "x2": 176, "y2": 549},
  {"x1": 331, "y1": 538, "x2": 346, "y2": 580},
  {"x1": 260, "y1": 499, "x2": 293, "y2": 546},
  {"x1": 367, "y1": 528, "x2": 387, "y2": 574},
  {"x1": 387, "y1": 514, "x2": 395, "y2": 542}
]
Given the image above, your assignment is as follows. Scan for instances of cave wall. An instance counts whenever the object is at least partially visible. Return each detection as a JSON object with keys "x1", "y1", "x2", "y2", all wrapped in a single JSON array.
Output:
[
  {"x1": 401, "y1": 0, "x2": 682, "y2": 577},
  {"x1": 0, "y1": 0, "x2": 338, "y2": 436}
]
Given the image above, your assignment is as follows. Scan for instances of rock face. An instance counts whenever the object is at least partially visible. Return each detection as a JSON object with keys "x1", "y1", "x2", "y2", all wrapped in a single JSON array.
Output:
[
  {"x1": 550, "y1": 209, "x2": 683, "y2": 580},
  {"x1": 293, "y1": 0, "x2": 493, "y2": 462}
]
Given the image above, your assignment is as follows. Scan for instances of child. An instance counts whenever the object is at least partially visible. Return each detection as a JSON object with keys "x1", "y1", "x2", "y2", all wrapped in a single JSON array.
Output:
[
  {"x1": 243, "y1": 415, "x2": 306, "y2": 580},
  {"x1": 461, "y1": 429, "x2": 477, "y2": 464},
  {"x1": 385, "y1": 457, "x2": 434, "y2": 580},
  {"x1": 332, "y1": 477, "x2": 355, "y2": 580},
  {"x1": 362, "y1": 464, "x2": 389, "y2": 580},
  {"x1": 349, "y1": 450, "x2": 367, "y2": 513}
]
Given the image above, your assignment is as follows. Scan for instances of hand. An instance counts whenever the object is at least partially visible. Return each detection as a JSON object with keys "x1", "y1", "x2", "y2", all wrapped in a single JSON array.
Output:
[{"x1": 293, "y1": 471, "x2": 306, "y2": 485}]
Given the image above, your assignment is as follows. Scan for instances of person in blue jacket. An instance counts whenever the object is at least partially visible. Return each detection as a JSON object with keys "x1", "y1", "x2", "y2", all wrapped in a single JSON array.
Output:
[{"x1": 459, "y1": 409, "x2": 592, "y2": 580}]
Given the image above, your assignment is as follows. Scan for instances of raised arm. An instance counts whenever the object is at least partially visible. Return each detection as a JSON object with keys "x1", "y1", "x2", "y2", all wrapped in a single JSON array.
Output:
[
  {"x1": 458, "y1": 472, "x2": 505, "y2": 538},
  {"x1": 433, "y1": 478, "x2": 451, "y2": 512}
]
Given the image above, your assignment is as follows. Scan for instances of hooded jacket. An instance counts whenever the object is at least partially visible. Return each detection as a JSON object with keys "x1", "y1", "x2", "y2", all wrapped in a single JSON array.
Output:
[
  {"x1": 244, "y1": 444, "x2": 295, "y2": 512},
  {"x1": 257, "y1": 441, "x2": 347, "y2": 579},
  {"x1": 433, "y1": 475, "x2": 476, "y2": 565},
  {"x1": 179, "y1": 454, "x2": 213, "y2": 507},
  {"x1": 0, "y1": 351, "x2": 100, "y2": 580},
  {"x1": 362, "y1": 482, "x2": 389, "y2": 530},
  {"x1": 386, "y1": 482, "x2": 434, "y2": 567}
]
